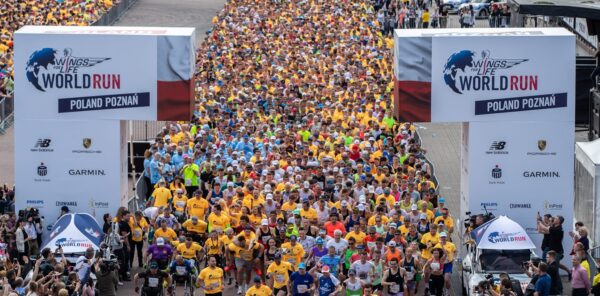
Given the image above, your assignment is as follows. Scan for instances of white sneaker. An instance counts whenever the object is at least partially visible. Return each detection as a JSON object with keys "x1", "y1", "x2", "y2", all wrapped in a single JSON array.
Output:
[
  {"x1": 244, "y1": 284, "x2": 249, "y2": 292},
  {"x1": 118, "y1": 282, "x2": 124, "y2": 286},
  {"x1": 237, "y1": 286, "x2": 242, "y2": 294}
]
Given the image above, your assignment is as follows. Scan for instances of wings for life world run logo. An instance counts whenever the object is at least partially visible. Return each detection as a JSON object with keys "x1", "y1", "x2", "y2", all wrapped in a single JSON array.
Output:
[
  {"x1": 25, "y1": 48, "x2": 119, "y2": 92},
  {"x1": 443, "y1": 50, "x2": 568, "y2": 116},
  {"x1": 443, "y1": 50, "x2": 533, "y2": 94},
  {"x1": 487, "y1": 231, "x2": 527, "y2": 244}
]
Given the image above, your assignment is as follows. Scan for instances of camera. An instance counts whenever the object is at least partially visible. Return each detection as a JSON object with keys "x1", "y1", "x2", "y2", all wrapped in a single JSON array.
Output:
[
  {"x1": 98, "y1": 243, "x2": 118, "y2": 271},
  {"x1": 485, "y1": 273, "x2": 495, "y2": 288},
  {"x1": 18, "y1": 207, "x2": 43, "y2": 223}
]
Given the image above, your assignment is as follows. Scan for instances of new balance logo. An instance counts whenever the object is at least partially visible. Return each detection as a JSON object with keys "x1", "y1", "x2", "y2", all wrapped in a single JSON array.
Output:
[
  {"x1": 35, "y1": 139, "x2": 51, "y2": 148},
  {"x1": 489, "y1": 141, "x2": 506, "y2": 151}
]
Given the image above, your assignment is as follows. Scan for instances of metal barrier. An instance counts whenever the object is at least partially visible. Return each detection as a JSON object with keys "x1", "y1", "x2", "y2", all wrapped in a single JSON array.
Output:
[
  {"x1": 127, "y1": 173, "x2": 146, "y2": 213},
  {"x1": 91, "y1": 0, "x2": 138, "y2": 26},
  {"x1": 0, "y1": 96, "x2": 14, "y2": 135}
]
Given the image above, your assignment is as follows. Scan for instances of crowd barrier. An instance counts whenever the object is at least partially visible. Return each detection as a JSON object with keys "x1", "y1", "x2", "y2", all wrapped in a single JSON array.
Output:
[
  {"x1": 91, "y1": 0, "x2": 138, "y2": 26},
  {"x1": 0, "y1": 96, "x2": 13, "y2": 135}
]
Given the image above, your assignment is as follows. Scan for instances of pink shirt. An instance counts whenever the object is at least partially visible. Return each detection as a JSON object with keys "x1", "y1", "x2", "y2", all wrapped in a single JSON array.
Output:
[{"x1": 571, "y1": 265, "x2": 590, "y2": 290}]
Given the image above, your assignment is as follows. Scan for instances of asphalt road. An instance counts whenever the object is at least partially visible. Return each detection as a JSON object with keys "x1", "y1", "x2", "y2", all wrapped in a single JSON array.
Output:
[{"x1": 113, "y1": 0, "x2": 226, "y2": 294}]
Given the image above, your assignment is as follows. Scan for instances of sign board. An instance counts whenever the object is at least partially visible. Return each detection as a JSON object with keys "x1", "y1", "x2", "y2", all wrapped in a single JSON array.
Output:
[
  {"x1": 394, "y1": 28, "x2": 575, "y2": 258},
  {"x1": 465, "y1": 121, "x2": 574, "y2": 256},
  {"x1": 14, "y1": 26, "x2": 195, "y2": 121},
  {"x1": 393, "y1": 28, "x2": 575, "y2": 122},
  {"x1": 14, "y1": 119, "x2": 126, "y2": 240}
]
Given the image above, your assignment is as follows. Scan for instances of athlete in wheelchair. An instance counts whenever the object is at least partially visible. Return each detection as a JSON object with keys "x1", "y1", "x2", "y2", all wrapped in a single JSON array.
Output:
[
  {"x1": 134, "y1": 260, "x2": 173, "y2": 296},
  {"x1": 169, "y1": 255, "x2": 196, "y2": 286}
]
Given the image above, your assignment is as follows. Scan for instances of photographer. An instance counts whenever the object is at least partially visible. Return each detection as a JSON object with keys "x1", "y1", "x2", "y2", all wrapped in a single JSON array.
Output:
[
  {"x1": 74, "y1": 247, "x2": 95, "y2": 287},
  {"x1": 94, "y1": 258, "x2": 118, "y2": 296}
]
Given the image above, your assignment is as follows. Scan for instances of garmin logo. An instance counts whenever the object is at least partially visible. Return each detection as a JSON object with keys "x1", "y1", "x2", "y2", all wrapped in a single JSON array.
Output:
[
  {"x1": 68, "y1": 169, "x2": 106, "y2": 176},
  {"x1": 523, "y1": 171, "x2": 560, "y2": 178}
]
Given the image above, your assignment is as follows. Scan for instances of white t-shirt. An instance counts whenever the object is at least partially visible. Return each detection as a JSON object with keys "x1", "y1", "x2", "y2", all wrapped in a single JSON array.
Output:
[
  {"x1": 143, "y1": 207, "x2": 160, "y2": 221},
  {"x1": 326, "y1": 239, "x2": 348, "y2": 256},
  {"x1": 351, "y1": 260, "x2": 374, "y2": 283}
]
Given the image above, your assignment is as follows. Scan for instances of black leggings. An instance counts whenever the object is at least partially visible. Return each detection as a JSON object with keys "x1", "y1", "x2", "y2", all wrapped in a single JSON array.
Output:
[
  {"x1": 429, "y1": 274, "x2": 445, "y2": 296},
  {"x1": 130, "y1": 240, "x2": 144, "y2": 267}
]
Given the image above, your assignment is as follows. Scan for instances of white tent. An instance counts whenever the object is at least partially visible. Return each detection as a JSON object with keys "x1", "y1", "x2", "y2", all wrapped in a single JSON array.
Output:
[
  {"x1": 42, "y1": 213, "x2": 104, "y2": 254},
  {"x1": 575, "y1": 139, "x2": 600, "y2": 243},
  {"x1": 471, "y1": 215, "x2": 536, "y2": 250}
]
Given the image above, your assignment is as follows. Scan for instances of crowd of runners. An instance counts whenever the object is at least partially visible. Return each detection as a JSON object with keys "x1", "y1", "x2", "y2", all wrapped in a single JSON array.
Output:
[{"x1": 128, "y1": 0, "x2": 462, "y2": 295}]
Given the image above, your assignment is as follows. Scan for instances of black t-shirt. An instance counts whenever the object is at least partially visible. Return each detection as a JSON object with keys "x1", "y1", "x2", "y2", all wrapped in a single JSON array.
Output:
[
  {"x1": 547, "y1": 260, "x2": 562, "y2": 295},
  {"x1": 139, "y1": 270, "x2": 169, "y2": 288},
  {"x1": 548, "y1": 225, "x2": 564, "y2": 253},
  {"x1": 118, "y1": 220, "x2": 132, "y2": 241}
]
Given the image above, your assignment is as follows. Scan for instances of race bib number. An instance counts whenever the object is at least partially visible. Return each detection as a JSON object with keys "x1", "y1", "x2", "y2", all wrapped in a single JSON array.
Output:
[
  {"x1": 133, "y1": 230, "x2": 143, "y2": 239},
  {"x1": 185, "y1": 179, "x2": 192, "y2": 186},
  {"x1": 209, "y1": 282, "x2": 220, "y2": 290},
  {"x1": 241, "y1": 250, "x2": 253, "y2": 261},
  {"x1": 390, "y1": 284, "x2": 400, "y2": 293},
  {"x1": 176, "y1": 266, "x2": 186, "y2": 275},
  {"x1": 367, "y1": 242, "x2": 376, "y2": 249},
  {"x1": 176, "y1": 201, "x2": 185, "y2": 208},
  {"x1": 288, "y1": 257, "x2": 297, "y2": 264},
  {"x1": 405, "y1": 271, "x2": 414, "y2": 281},
  {"x1": 275, "y1": 274, "x2": 285, "y2": 283},
  {"x1": 148, "y1": 277, "x2": 159, "y2": 288},
  {"x1": 297, "y1": 284, "x2": 308, "y2": 293}
]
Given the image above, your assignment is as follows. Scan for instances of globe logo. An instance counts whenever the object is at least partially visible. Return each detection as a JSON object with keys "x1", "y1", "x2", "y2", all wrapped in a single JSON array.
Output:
[
  {"x1": 26, "y1": 48, "x2": 58, "y2": 92},
  {"x1": 443, "y1": 50, "x2": 475, "y2": 95}
]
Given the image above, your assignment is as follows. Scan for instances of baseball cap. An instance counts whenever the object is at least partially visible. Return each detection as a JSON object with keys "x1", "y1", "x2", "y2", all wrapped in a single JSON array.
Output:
[
  {"x1": 348, "y1": 269, "x2": 356, "y2": 275},
  {"x1": 388, "y1": 241, "x2": 397, "y2": 247},
  {"x1": 298, "y1": 262, "x2": 306, "y2": 269},
  {"x1": 440, "y1": 232, "x2": 448, "y2": 238},
  {"x1": 420, "y1": 213, "x2": 427, "y2": 220},
  {"x1": 191, "y1": 216, "x2": 198, "y2": 221},
  {"x1": 253, "y1": 276, "x2": 261, "y2": 283},
  {"x1": 341, "y1": 200, "x2": 348, "y2": 207},
  {"x1": 319, "y1": 229, "x2": 327, "y2": 235},
  {"x1": 439, "y1": 197, "x2": 445, "y2": 203},
  {"x1": 411, "y1": 204, "x2": 418, "y2": 211},
  {"x1": 293, "y1": 209, "x2": 301, "y2": 215},
  {"x1": 156, "y1": 237, "x2": 165, "y2": 246},
  {"x1": 303, "y1": 181, "x2": 310, "y2": 189},
  {"x1": 149, "y1": 261, "x2": 158, "y2": 269},
  {"x1": 321, "y1": 265, "x2": 330, "y2": 273},
  {"x1": 227, "y1": 182, "x2": 234, "y2": 187},
  {"x1": 290, "y1": 234, "x2": 297, "y2": 241},
  {"x1": 358, "y1": 204, "x2": 365, "y2": 211},
  {"x1": 266, "y1": 193, "x2": 273, "y2": 200},
  {"x1": 316, "y1": 237, "x2": 324, "y2": 244},
  {"x1": 389, "y1": 223, "x2": 397, "y2": 228},
  {"x1": 261, "y1": 219, "x2": 269, "y2": 226}
]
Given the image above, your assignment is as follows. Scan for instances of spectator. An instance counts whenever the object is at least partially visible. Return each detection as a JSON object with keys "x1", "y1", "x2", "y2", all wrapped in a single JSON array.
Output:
[
  {"x1": 571, "y1": 256, "x2": 591, "y2": 296},
  {"x1": 534, "y1": 262, "x2": 551, "y2": 296}
]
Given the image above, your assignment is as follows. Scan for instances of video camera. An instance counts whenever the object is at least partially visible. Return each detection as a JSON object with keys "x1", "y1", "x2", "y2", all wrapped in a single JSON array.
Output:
[
  {"x1": 464, "y1": 208, "x2": 495, "y2": 229},
  {"x1": 97, "y1": 243, "x2": 119, "y2": 272},
  {"x1": 18, "y1": 207, "x2": 43, "y2": 223},
  {"x1": 96, "y1": 222, "x2": 121, "y2": 272}
]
